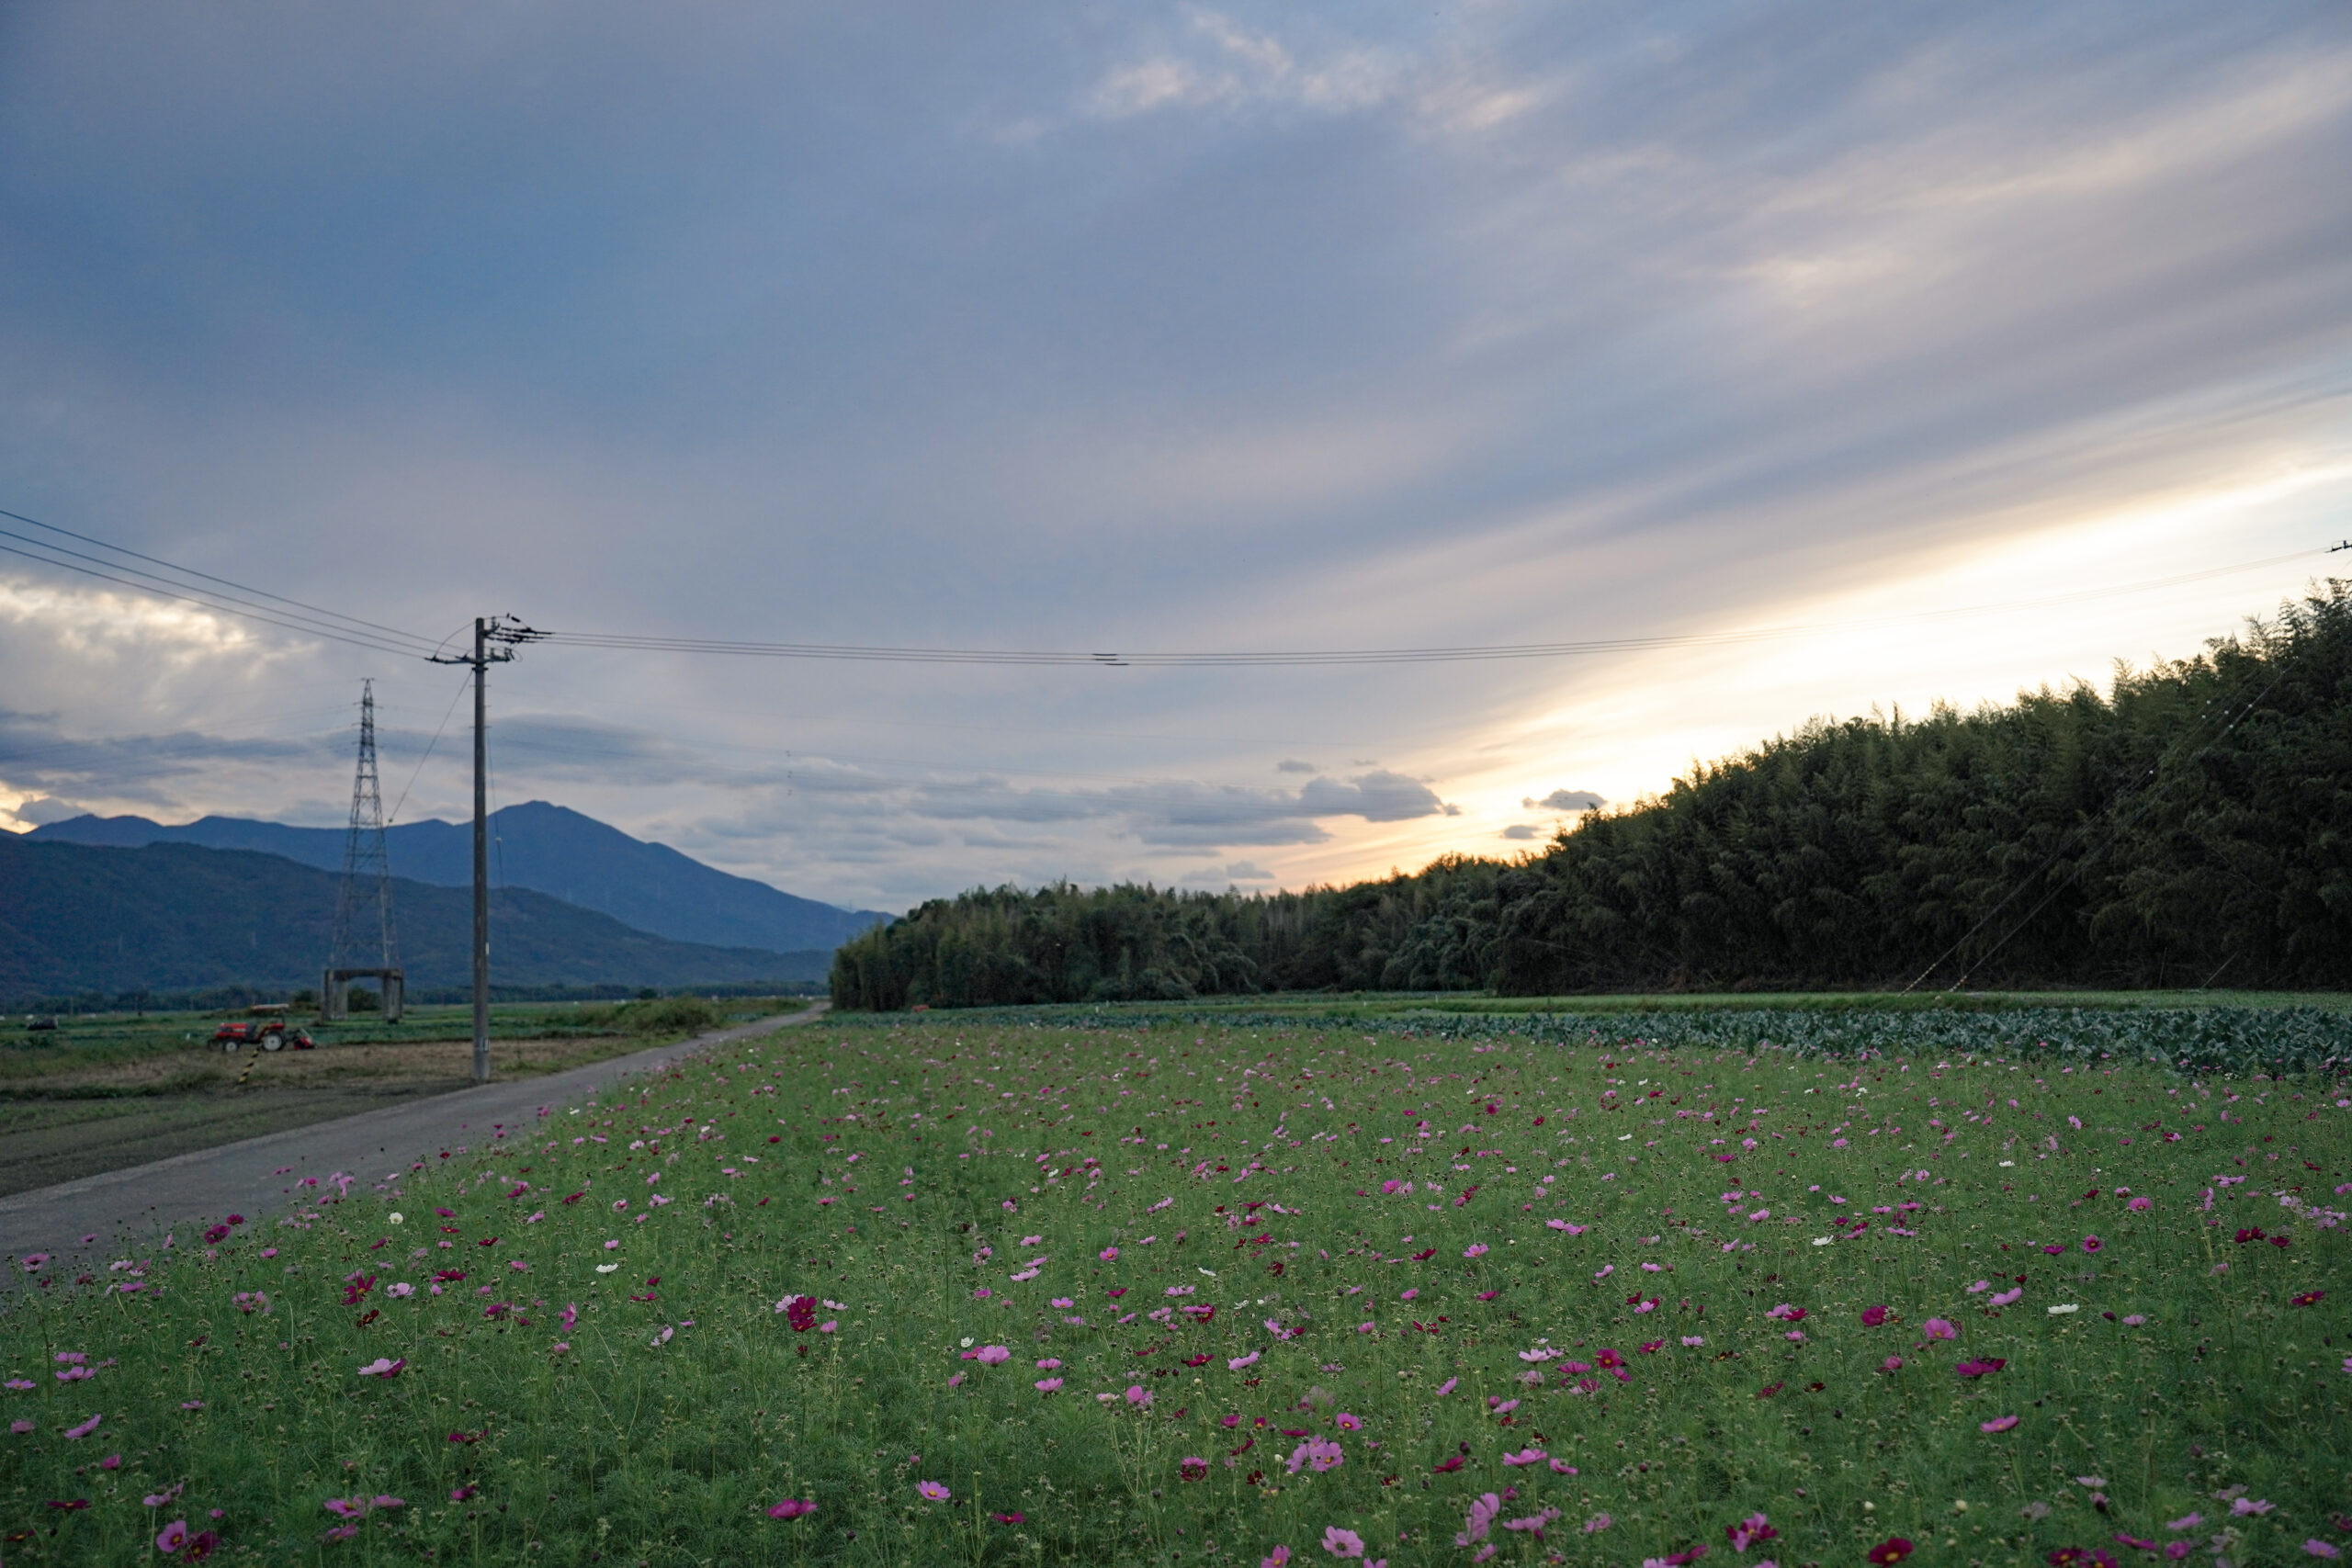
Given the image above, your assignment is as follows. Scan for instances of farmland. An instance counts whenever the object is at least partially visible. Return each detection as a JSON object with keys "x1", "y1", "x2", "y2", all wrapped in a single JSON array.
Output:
[
  {"x1": 2, "y1": 1007, "x2": 2347, "y2": 1565},
  {"x1": 0, "y1": 998, "x2": 797, "y2": 1198}
]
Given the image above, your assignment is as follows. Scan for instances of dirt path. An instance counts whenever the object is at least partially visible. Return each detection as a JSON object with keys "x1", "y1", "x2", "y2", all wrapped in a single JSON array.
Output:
[{"x1": 0, "y1": 1003, "x2": 828, "y2": 1269}]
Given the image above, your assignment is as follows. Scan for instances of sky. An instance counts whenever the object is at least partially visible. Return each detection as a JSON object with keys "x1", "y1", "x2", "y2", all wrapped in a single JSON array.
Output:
[{"x1": 2, "y1": 0, "x2": 2348, "y2": 915}]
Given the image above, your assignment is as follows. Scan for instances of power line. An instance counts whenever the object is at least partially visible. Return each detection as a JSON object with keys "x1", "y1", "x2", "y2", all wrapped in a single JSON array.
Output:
[
  {"x1": 0, "y1": 506, "x2": 439, "y2": 653},
  {"x1": 0, "y1": 538, "x2": 433, "y2": 660},
  {"x1": 385, "y1": 671, "x2": 475, "y2": 828},
  {"x1": 540, "y1": 548, "x2": 2320, "y2": 668},
  {"x1": 0, "y1": 502, "x2": 2319, "y2": 671}
]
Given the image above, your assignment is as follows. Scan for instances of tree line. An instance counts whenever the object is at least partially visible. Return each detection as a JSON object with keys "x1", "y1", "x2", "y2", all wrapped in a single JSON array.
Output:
[{"x1": 830, "y1": 583, "x2": 2352, "y2": 1008}]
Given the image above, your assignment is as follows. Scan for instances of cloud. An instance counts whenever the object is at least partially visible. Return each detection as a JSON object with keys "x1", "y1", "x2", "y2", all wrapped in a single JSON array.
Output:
[
  {"x1": 0, "y1": 2, "x2": 2344, "y2": 909},
  {"x1": 10, "y1": 795, "x2": 89, "y2": 827},
  {"x1": 1080, "y1": 8, "x2": 1395, "y2": 124},
  {"x1": 1524, "y1": 790, "x2": 1605, "y2": 813},
  {"x1": 1296, "y1": 770, "x2": 1452, "y2": 823},
  {"x1": 1498, "y1": 823, "x2": 1542, "y2": 840},
  {"x1": 1181, "y1": 857, "x2": 1278, "y2": 886}
]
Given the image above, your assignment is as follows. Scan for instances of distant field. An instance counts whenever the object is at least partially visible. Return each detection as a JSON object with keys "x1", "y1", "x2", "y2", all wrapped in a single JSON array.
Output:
[{"x1": 0, "y1": 999, "x2": 800, "y2": 1197}]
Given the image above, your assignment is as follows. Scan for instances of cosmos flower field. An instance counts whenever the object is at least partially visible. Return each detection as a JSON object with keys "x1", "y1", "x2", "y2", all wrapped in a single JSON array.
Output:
[{"x1": 4, "y1": 1010, "x2": 2349, "y2": 1567}]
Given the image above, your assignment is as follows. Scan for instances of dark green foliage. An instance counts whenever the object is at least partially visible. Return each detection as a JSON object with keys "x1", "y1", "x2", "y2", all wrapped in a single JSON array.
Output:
[
  {"x1": 614, "y1": 995, "x2": 722, "y2": 1035},
  {"x1": 831, "y1": 856, "x2": 1513, "y2": 1007},
  {"x1": 836, "y1": 585, "x2": 2352, "y2": 1007}
]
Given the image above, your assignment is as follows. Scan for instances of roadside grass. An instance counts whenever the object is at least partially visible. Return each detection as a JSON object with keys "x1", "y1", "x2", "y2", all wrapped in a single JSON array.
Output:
[
  {"x1": 0, "y1": 1000, "x2": 799, "y2": 1198},
  {"x1": 1, "y1": 1013, "x2": 2346, "y2": 1566}
]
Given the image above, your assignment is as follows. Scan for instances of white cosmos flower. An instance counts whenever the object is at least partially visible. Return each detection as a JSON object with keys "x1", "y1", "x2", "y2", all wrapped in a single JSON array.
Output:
[
  {"x1": 595, "y1": 1264, "x2": 619, "y2": 1274},
  {"x1": 2048, "y1": 1303, "x2": 2079, "y2": 1314}
]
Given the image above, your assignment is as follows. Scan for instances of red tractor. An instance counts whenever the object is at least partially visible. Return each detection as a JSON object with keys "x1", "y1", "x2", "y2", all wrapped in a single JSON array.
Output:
[{"x1": 211, "y1": 1021, "x2": 314, "y2": 1052}]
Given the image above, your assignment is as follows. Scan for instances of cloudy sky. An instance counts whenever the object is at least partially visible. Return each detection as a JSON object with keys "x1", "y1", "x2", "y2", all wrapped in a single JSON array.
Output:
[{"x1": 3, "y1": 0, "x2": 2347, "y2": 914}]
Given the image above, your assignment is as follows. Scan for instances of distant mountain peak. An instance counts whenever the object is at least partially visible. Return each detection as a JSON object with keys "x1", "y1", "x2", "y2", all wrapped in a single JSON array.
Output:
[{"x1": 28, "y1": 805, "x2": 890, "y2": 953}]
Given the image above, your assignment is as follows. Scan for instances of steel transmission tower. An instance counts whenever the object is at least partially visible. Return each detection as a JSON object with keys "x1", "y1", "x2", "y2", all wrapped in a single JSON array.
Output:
[{"x1": 323, "y1": 679, "x2": 405, "y2": 1021}]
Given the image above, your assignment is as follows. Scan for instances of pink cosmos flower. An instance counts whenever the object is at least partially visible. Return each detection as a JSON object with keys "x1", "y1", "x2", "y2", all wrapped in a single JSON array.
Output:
[
  {"x1": 1287, "y1": 1437, "x2": 1345, "y2": 1473},
  {"x1": 767, "y1": 1499, "x2": 817, "y2": 1519},
  {"x1": 1335, "y1": 1412, "x2": 1363, "y2": 1429},
  {"x1": 1125, "y1": 1384, "x2": 1153, "y2": 1408},
  {"x1": 1262, "y1": 1549, "x2": 1294, "y2": 1567},
  {"x1": 1179, "y1": 1456, "x2": 1209, "y2": 1482},
  {"x1": 1036, "y1": 1358, "x2": 1062, "y2": 1370},
  {"x1": 1683, "y1": 1336, "x2": 1705, "y2": 1347},
  {"x1": 156, "y1": 1520, "x2": 190, "y2": 1553},
  {"x1": 1727, "y1": 1512, "x2": 1778, "y2": 1551},
  {"x1": 1502, "y1": 1448, "x2": 1546, "y2": 1466},
  {"x1": 1230, "y1": 1351, "x2": 1261, "y2": 1371},
  {"x1": 1099, "y1": 1247, "x2": 1118, "y2": 1261},
  {"x1": 1989, "y1": 1287, "x2": 2023, "y2": 1307},
  {"x1": 1587, "y1": 1514, "x2": 1613, "y2": 1533},
  {"x1": 356, "y1": 1358, "x2": 404, "y2": 1378},
  {"x1": 62, "y1": 1413, "x2": 102, "y2": 1440},
  {"x1": 917, "y1": 1481, "x2": 950, "y2": 1502},
  {"x1": 1922, "y1": 1318, "x2": 1958, "y2": 1340},
  {"x1": 1464, "y1": 1244, "x2": 1489, "y2": 1258},
  {"x1": 974, "y1": 1346, "x2": 1011, "y2": 1365},
  {"x1": 1323, "y1": 1525, "x2": 1367, "y2": 1557},
  {"x1": 2301, "y1": 1541, "x2": 2338, "y2": 1559},
  {"x1": 1435, "y1": 1377, "x2": 1459, "y2": 1395},
  {"x1": 1035, "y1": 1378, "x2": 1063, "y2": 1393},
  {"x1": 1880, "y1": 1356, "x2": 1905, "y2": 1373},
  {"x1": 1981, "y1": 1416, "x2": 2019, "y2": 1432},
  {"x1": 2128, "y1": 1196, "x2": 2153, "y2": 1212}
]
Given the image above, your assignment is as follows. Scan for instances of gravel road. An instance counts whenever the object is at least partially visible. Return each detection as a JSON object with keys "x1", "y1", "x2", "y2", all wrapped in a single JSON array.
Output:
[{"x1": 0, "y1": 1003, "x2": 827, "y2": 1269}]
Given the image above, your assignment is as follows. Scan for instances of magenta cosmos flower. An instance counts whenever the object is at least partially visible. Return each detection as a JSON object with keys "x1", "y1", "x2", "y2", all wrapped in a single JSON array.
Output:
[
  {"x1": 1322, "y1": 1525, "x2": 1367, "y2": 1557},
  {"x1": 2082, "y1": 1235, "x2": 2103, "y2": 1254},
  {"x1": 767, "y1": 1499, "x2": 816, "y2": 1519}
]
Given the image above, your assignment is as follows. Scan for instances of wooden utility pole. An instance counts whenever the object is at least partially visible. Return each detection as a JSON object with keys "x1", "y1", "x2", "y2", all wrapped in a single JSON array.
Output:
[{"x1": 431, "y1": 615, "x2": 543, "y2": 1083}]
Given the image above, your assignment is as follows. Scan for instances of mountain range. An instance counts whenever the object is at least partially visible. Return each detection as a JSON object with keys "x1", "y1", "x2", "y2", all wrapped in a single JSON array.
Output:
[
  {"x1": 28, "y1": 801, "x2": 888, "y2": 953},
  {"x1": 0, "y1": 835, "x2": 834, "y2": 1003}
]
